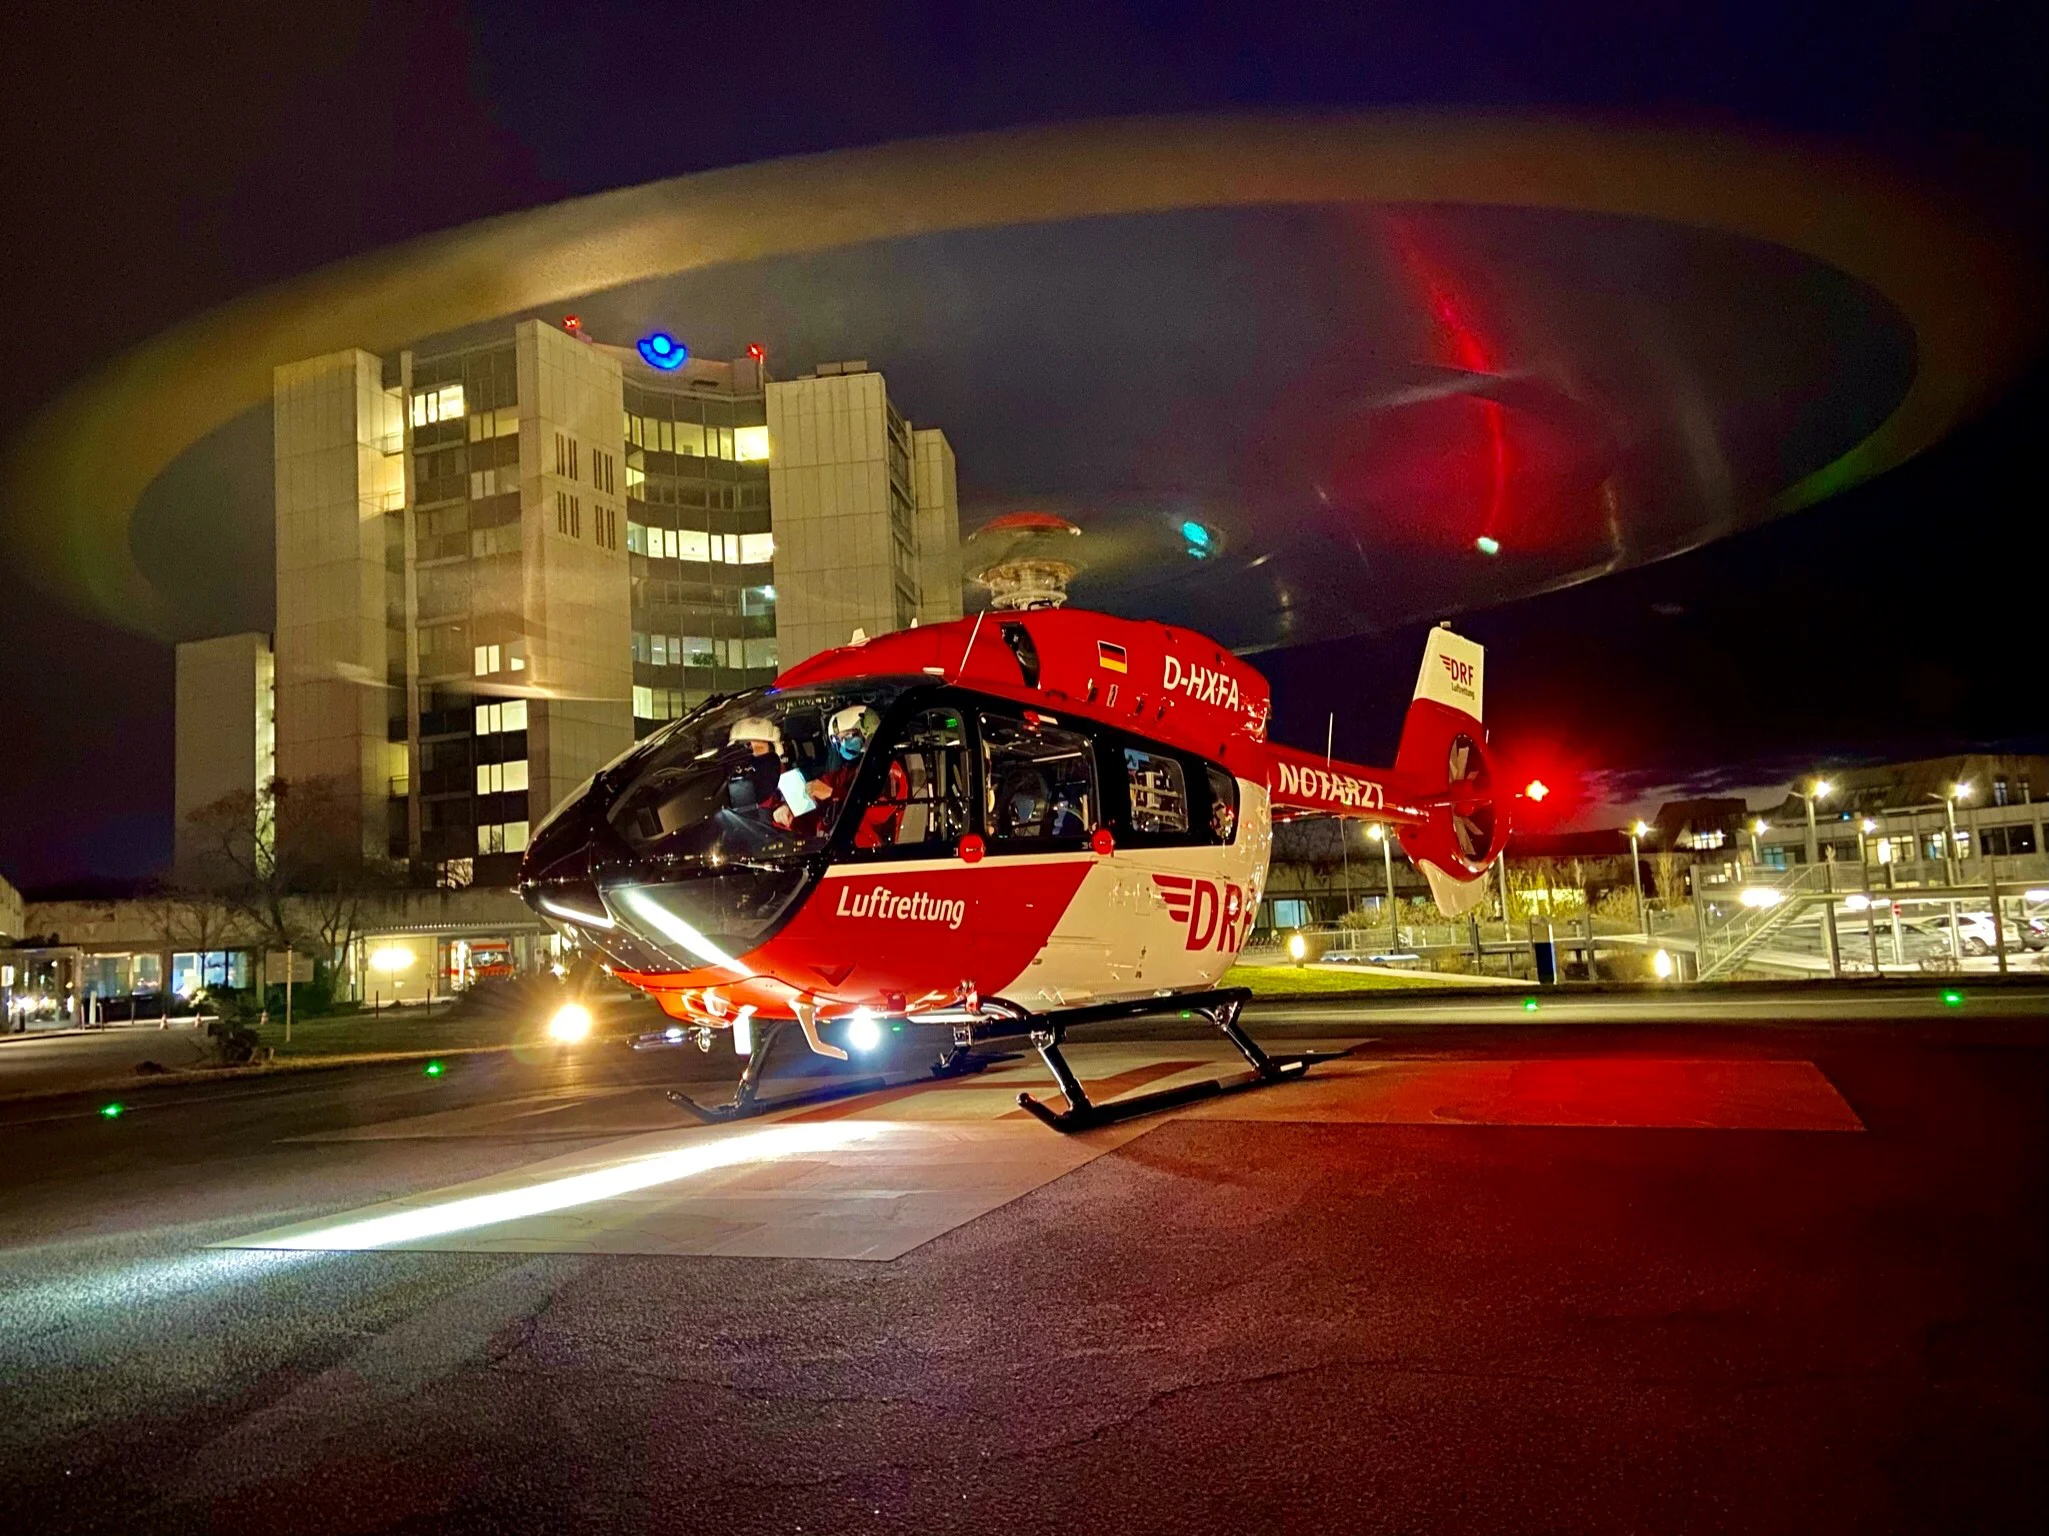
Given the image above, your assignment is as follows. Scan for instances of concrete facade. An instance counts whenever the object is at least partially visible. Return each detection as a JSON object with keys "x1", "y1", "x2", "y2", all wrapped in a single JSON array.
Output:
[
  {"x1": 0, "y1": 870, "x2": 22, "y2": 941},
  {"x1": 173, "y1": 633, "x2": 275, "y2": 873},
  {"x1": 273, "y1": 351, "x2": 406, "y2": 858},
  {"x1": 913, "y1": 428, "x2": 963, "y2": 627},
  {"x1": 521, "y1": 322, "x2": 635, "y2": 831},
  {"x1": 768, "y1": 364, "x2": 962, "y2": 666}
]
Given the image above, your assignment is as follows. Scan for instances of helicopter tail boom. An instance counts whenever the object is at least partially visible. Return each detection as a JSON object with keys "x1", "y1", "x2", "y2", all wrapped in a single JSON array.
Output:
[{"x1": 1266, "y1": 626, "x2": 1506, "y2": 916}]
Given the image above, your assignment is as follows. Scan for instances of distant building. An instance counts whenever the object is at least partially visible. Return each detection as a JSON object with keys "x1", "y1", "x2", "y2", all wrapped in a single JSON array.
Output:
[
  {"x1": 172, "y1": 632, "x2": 276, "y2": 874},
  {"x1": 1755, "y1": 753, "x2": 2048, "y2": 869},
  {"x1": 251, "y1": 320, "x2": 961, "y2": 885},
  {"x1": 1650, "y1": 797, "x2": 1750, "y2": 853}
]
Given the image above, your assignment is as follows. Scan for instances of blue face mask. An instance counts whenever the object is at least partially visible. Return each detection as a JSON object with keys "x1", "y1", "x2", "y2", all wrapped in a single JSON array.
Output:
[{"x1": 834, "y1": 731, "x2": 865, "y2": 762}]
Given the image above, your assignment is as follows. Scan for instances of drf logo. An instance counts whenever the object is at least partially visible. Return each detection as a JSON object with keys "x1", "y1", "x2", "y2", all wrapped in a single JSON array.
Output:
[
  {"x1": 1153, "y1": 874, "x2": 1248, "y2": 952},
  {"x1": 1439, "y1": 654, "x2": 1475, "y2": 692}
]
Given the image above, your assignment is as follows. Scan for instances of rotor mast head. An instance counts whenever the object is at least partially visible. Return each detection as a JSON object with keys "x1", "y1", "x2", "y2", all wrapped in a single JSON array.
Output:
[{"x1": 965, "y1": 512, "x2": 1084, "y2": 611}]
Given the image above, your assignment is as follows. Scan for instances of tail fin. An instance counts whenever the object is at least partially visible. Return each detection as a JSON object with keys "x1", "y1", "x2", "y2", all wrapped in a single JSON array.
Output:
[{"x1": 1395, "y1": 627, "x2": 1501, "y2": 917}]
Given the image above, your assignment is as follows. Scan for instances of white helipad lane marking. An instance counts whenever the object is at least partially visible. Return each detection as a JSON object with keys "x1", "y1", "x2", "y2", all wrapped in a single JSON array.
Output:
[
  {"x1": 220, "y1": 1117, "x2": 1152, "y2": 1261},
  {"x1": 219, "y1": 1042, "x2": 1353, "y2": 1261}
]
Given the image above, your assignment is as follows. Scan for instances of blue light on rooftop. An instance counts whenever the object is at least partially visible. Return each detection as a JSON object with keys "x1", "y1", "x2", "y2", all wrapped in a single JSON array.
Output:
[{"x1": 637, "y1": 332, "x2": 688, "y2": 371}]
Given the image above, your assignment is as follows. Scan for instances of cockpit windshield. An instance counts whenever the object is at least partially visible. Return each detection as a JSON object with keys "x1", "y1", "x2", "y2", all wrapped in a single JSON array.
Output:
[{"x1": 604, "y1": 682, "x2": 911, "y2": 871}]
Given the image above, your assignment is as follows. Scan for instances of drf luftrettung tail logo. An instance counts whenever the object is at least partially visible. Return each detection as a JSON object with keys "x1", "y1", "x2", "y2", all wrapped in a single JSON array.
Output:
[{"x1": 1153, "y1": 874, "x2": 1249, "y2": 951}]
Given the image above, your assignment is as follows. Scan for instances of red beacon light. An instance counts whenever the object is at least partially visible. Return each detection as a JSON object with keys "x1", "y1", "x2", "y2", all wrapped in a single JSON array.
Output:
[
  {"x1": 746, "y1": 343, "x2": 765, "y2": 361},
  {"x1": 1524, "y1": 779, "x2": 1550, "y2": 802},
  {"x1": 563, "y1": 315, "x2": 582, "y2": 334}
]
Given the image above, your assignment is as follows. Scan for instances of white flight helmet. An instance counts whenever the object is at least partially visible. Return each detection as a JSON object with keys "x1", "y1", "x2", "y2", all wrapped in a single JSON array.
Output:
[
  {"x1": 828, "y1": 704, "x2": 877, "y2": 739},
  {"x1": 729, "y1": 716, "x2": 784, "y2": 751}
]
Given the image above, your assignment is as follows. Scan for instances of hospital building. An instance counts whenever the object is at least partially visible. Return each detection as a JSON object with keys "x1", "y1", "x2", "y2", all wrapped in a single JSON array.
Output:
[{"x1": 175, "y1": 319, "x2": 961, "y2": 887}]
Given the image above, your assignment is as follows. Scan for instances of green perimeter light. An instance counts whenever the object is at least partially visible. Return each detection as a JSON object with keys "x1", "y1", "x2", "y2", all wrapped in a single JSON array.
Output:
[
  {"x1": 424, "y1": 1060, "x2": 446, "y2": 1077},
  {"x1": 1941, "y1": 989, "x2": 1964, "y2": 1008},
  {"x1": 1476, "y1": 535, "x2": 1502, "y2": 556},
  {"x1": 99, "y1": 1102, "x2": 124, "y2": 1119},
  {"x1": 1522, "y1": 997, "x2": 1539, "y2": 1012}
]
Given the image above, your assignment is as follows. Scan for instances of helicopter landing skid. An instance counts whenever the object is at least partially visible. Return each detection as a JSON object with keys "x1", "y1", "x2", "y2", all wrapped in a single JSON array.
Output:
[
  {"x1": 1013, "y1": 988, "x2": 1355, "y2": 1134},
  {"x1": 661, "y1": 989, "x2": 1346, "y2": 1130},
  {"x1": 663, "y1": 1018, "x2": 1003, "y2": 1124}
]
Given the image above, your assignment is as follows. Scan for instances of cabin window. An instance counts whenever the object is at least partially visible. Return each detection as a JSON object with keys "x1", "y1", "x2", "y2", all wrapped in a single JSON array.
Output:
[
  {"x1": 980, "y1": 713, "x2": 1096, "y2": 845},
  {"x1": 842, "y1": 707, "x2": 974, "y2": 857},
  {"x1": 1123, "y1": 748, "x2": 1189, "y2": 835}
]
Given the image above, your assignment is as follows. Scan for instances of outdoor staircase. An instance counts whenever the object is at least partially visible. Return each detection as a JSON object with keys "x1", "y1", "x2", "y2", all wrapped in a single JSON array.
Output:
[{"x1": 1696, "y1": 864, "x2": 1832, "y2": 981}]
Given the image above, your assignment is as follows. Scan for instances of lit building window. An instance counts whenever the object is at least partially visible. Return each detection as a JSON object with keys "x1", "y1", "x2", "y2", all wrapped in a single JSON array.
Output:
[
  {"x1": 410, "y1": 383, "x2": 464, "y2": 426},
  {"x1": 479, "y1": 821, "x2": 529, "y2": 854},
  {"x1": 476, "y1": 759, "x2": 530, "y2": 795},
  {"x1": 475, "y1": 699, "x2": 529, "y2": 735},
  {"x1": 632, "y1": 686, "x2": 689, "y2": 722},
  {"x1": 734, "y1": 425, "x2": 770, "y2": 461},
  {"x1": 474, "y1": 644, "x2": 502, "y2": 676},
  {"x1": 469, "y1": 465, "x2": 515, "y2": 500},
  {"x1": 466, "y1": 406, "x2": 518, "y2": 442}
]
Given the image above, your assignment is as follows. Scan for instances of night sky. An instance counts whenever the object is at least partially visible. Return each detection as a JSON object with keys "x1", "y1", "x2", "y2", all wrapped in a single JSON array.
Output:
[{"x1": 1, "y1": 2, "x2": 2043, "y2": 890}]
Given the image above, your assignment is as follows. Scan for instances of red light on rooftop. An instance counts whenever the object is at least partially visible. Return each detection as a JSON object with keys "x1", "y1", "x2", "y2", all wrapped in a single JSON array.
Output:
[
  {"x1": 746, "y1": 343, "x2": 765, "y2": 360},
  {"x1": 563, "y1": 314, "x2": 581, "y2": 333},
  {"x1": 1525, "y1": 779, "x2": 1550, "y2": 802}
]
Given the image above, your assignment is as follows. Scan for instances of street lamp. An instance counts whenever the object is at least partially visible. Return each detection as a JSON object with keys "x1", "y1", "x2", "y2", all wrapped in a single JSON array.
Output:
[
  {"x1": 1856, "y1": 819, "x2": 1882, "y2": 972},
  {"x1": 1368, "y1": 823, "x2": 1398, "y2": 952},
  {"x1": 1790, "y1": 778, "x2": 1833, "y2": 867},
  {"x1": 1629, "y1": 820, "x2": 1650, "y2": 937},
  {"x1": 1934, "y1": 782, "x2": 1971, "y2": 885}
]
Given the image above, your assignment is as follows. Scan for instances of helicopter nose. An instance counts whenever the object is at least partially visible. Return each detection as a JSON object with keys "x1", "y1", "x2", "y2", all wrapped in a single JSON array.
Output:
[{"x1": 518, "y1": 779, "x2": 607, "y2": 921}]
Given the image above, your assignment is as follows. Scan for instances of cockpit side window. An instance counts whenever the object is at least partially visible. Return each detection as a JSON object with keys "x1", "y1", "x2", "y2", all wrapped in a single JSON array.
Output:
[
  {"x1": 601, "y1": 682, "x2": 905, "y2": 868},
  {"x1": 980, "y1": 712, "x2": 1097, "y2": 848},
  {"x1": 838, "y1": 706, "x2": 972, "y2": 859},
  {"x1": 1204, "y1": 762, "x2": 1240, "y2": 845}
]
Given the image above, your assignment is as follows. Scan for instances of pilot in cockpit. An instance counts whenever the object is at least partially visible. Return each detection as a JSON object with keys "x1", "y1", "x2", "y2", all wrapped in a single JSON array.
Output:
[
  {"x1": 805, "y1": 705, "x2": 907, "y2": 848},
  {"x1": 719, "y1": 717, "x2": 792, "y2": 842}
]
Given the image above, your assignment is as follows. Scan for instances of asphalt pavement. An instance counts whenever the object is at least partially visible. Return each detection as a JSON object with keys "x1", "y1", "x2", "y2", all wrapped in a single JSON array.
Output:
[{"x1": 0, "y1": 991, "x2": 2041, "y2": 1533}]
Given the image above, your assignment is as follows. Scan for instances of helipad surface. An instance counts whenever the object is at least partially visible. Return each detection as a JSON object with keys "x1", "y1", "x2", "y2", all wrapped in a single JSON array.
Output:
[{"x1": 221, "y1": 1041, "x2": 1861, "y2": 1261}]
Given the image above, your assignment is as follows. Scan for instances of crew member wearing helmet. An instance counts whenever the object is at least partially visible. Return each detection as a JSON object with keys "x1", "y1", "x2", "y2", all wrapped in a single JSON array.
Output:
[
  {"x1": 807, "y1": 704, "x2": 908, "y2": 849},
  {"x1": 723, "y1": 716, "x2": 797, "y2": 833}
]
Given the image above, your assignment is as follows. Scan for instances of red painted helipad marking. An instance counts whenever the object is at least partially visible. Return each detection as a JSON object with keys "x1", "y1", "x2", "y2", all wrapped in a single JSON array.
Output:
[{"x1": 1192, "y1": 1057, "x2": 1864, "y2": 1131}]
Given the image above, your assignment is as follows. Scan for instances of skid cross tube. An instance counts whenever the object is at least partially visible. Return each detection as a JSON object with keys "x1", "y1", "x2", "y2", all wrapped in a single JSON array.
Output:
[
  {"x1": 1014, "y1": 988, "x2": 1354, "y2": 1134},
  {"x1": 665, "y1": 1018, "x2": 889, "y2": 1124},
  {"x1": 663, "y1": 1018, "x2": 1001, "y2": 1124}
]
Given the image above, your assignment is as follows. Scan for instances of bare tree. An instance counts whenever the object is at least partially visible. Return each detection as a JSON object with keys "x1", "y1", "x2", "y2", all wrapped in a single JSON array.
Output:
[
  {"x1": 1651, "y1": 848, "x2": 1689, "y2": 910},
  {"x1": 181, "y1": 776, "x2": 395, "y2": 999}
]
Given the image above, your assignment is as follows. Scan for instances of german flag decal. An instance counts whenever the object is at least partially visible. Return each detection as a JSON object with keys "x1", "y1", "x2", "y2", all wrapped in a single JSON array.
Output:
[{"x1": 1097, "y1": 640, "x2": 1128, "y2": 673}]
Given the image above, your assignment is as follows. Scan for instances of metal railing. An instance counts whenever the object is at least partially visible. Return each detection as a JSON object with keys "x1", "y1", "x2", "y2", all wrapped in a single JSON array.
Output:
[{"x1": 1692, "y1": 857, "x2": 2049, "y2": 980}]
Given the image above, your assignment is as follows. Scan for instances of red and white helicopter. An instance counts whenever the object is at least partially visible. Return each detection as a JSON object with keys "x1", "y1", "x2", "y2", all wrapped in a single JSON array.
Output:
[{"x1": 519, "y1": 604, "x2": 1507, "y2": 1129}]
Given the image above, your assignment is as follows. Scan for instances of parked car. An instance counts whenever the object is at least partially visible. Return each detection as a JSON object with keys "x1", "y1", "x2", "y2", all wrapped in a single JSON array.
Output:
[{"x1": 1913, "y1": 910, "x2": 2032, "y2": 956}]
